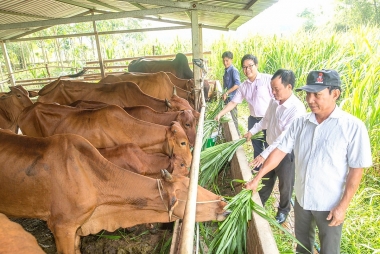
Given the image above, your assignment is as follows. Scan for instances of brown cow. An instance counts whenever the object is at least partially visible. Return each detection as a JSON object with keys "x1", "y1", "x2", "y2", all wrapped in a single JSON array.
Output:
[
  {"x1": 0, "y1": 85, "x2": 39, "y2": 98},
  {"x1": 128, "y1": 53, "x2": 193, "y2": 79},
  {"x1": 0, "y1": 130, "x2": 227, "y2": 254},
  {"x1": 18, "y1": 102, "x2": 192, "y2": 165},
  {"x1": 0, "y1": 213, "x2": 45, "y2": 254},
  {"x1": 37, "y1": 79, "x2": 200, "y2": 119},
  {"x1": 70, "y1": 101, "x2": 196, "y2": 146},
  {"x1": 97, "y1": 143, "x2": 190, "y2": 178},
  {"x1": 98, "y1": 71, "x2": 195, "y2": 109},
  {"x1": 165, "y1": 72, "x2": 194, "y2": 91},
  {"x1": 0, "y1": 86, "x2": 34, "y2": 133}
]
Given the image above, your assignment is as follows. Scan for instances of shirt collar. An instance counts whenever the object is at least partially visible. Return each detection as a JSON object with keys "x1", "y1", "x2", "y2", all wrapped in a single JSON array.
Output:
[
  {"x1": 279, "y1": 93, "x2": 296, "y2": 108},
  {"x1": 307, "y1": 104, "x2": 342, "y2": 124},
  {"x1": 246, "y1": 72, "x2": 262, "y2": 84},
  {"x1": 225, "y1": 65, "x2": 234, "y2": 71}
]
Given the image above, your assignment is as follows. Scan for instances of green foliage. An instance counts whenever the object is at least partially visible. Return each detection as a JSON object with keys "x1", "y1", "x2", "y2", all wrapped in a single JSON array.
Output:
[{"x1": 335, "y1": 0, "x2": 380, "y2": 29}]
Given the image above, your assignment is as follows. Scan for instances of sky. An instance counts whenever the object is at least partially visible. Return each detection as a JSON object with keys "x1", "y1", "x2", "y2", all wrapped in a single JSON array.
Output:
[{"x1": 145, "y1": 0, "x2": 335, "y2": 44}]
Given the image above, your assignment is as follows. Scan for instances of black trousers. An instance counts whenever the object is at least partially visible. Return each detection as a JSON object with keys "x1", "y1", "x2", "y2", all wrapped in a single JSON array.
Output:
[
  {"x1": 258, "y1": 151, "x2": 295, "y2": 214},
  {"x1": 248, "y1": 116, "x2": 268, "y2": 171}
]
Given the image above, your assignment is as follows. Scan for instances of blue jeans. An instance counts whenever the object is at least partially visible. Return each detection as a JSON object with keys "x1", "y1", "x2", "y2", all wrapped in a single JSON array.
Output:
[{"x1": 248, "y1": 116, "x2": 268, "y2": 171}]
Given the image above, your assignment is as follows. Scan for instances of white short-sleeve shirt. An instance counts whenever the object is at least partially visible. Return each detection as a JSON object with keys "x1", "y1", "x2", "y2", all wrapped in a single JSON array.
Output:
[{"x1": 277, "y1": 106, "x2": 373, "y2": 211}]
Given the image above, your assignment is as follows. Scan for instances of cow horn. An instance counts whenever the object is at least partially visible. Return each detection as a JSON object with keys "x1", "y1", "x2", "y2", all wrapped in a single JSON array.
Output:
[
  {"x1": 161, "y1": 169, "x2": 173, "y2": 181},
  {"x1": 173, "y1": 86, "x2": 177, "y2": 96},
  {"x1": 165, "y1": 98, "x2": 172, "y2": 109}
]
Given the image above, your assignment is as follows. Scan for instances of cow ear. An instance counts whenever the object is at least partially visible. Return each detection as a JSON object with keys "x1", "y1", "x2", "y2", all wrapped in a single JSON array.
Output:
[{"x1": 168, "y1": 195, "x2": 178, "y2": 221}]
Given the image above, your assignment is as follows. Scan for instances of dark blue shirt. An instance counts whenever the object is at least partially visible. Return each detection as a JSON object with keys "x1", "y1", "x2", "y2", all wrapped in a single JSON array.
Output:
[{"x1": 223, "y1": 65, "x2": 241, "y2": 101}]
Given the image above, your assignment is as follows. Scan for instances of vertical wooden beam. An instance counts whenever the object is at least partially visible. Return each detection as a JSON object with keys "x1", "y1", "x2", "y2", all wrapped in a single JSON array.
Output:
[
  {"x1": 0, "y1": 41, "x2": 16, "y2": 86},
  {"x1": 179, "y1": 10, "x2": 201, "y2": 254},
  {"x1": 191, "y1": 10, "x2": 201, "y2": 111},
  {"x1": 199, "y1": 24, "x2": 203, "y2": 60},
  {"x1": 92, "y1": 13, "x2": 105, "y2": 78}
]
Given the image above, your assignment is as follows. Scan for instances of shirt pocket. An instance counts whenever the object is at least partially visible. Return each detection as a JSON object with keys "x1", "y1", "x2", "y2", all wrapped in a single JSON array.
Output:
[{"x1": 323, "y1": 139, "x2": 348, "y2": 158}]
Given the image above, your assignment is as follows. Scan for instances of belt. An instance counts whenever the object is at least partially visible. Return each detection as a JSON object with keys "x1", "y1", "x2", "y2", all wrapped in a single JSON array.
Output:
[{"x1": 250, "y1": 116, "x2": 263, "y2": 120}]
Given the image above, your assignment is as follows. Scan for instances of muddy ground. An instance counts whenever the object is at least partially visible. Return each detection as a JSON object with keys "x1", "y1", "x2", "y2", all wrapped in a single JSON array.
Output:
[{"x1": 10, "y1": 167, "x2": 236, "y2": 254}]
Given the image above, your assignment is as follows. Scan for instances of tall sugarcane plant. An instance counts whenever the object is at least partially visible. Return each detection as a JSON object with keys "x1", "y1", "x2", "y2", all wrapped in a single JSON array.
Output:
[{"x1": 199, "y1": 134, "x2": 263, "y2": 193}]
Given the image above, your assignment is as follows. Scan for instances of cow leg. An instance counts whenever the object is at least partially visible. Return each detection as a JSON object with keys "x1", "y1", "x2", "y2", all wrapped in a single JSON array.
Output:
[{"x1": 48, "y1": 222, "x2": 80, "y2": 254}]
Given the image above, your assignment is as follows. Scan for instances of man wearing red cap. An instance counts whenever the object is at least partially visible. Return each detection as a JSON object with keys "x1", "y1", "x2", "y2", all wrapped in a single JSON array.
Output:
[{"x1": 245, "y1": 69, "x2": 372, "y2": 253}]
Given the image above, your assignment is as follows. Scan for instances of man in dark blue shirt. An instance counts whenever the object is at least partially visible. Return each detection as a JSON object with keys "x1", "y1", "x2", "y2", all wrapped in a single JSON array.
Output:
[{"x1": 222, "y1": 51, "x2": 241, "y2": 131}]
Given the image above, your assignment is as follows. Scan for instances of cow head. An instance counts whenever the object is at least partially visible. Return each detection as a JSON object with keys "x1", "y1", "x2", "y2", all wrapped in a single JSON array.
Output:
[
  {"x1": 167, "y1": 154, "x2": 190, "y2": 177},
  {"x1": 160, "y1": 169, "x2": 227, "y2": 222},
  {"x1": 163, "y1": 121, "x2": 192, "y2": 166},
  {"x1": 8, "y1": 86, "x2": 34, "y2": 108},
  {"x1": 0, "y1": 86, "x2": 34, "y2": 133},
  {"x1": 175, "y1": 110, "x2": 196, "y2": 147},
  {"x1": 186, "y1": 79, "x2": 195, "y2": 91},
  {"x1": 166, "y1": 95, "x2": 200, "y2": 121}
]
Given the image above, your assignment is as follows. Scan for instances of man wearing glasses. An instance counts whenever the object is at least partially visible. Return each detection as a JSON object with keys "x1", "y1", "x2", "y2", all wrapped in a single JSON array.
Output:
[{"x1": 216, "y1": 54, "x2": 273, "y2": 172}]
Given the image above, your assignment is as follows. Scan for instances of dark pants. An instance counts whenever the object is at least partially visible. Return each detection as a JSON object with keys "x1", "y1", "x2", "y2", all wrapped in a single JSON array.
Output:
[
  {"x1": 294, "y1": 199, "x2": 343, "y2": 254},
  {"x1": 258, "y1": 152, "x2": 295, "y2": 214},
  {"x1": 248, "y1": 116, "x2": 268, "y2": 171}
]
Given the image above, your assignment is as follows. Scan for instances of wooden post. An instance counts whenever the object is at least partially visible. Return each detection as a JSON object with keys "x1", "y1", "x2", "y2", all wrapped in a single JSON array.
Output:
[
  {"x1": 0, "y1": 41, "x2": 16, "y2": 86},
  {"x1": 179, "y1": 9, "x2": 202, "y2": 254},
  {"x1": 45, "y1": 63, "x2": 51, "y2": 77},
  {"x1": 92, "y1": 13, "x2": 105, "y2": 78}
]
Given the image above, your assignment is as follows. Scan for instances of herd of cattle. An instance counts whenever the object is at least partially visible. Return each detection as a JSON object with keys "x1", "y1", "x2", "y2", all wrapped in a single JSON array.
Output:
[{"x1": 0, "y1": 54, "x2": 226, "y2": 254}]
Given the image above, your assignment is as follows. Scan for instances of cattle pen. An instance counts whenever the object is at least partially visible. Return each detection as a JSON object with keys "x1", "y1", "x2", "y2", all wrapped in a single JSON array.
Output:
[{"x1": 0, "y1": 1, "x2": 281, "y2": 253}]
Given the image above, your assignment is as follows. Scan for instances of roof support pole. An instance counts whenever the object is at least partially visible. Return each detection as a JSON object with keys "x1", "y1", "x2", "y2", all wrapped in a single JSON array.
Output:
[
  {"x1": 92, "y1": 13, "x2": 105, "y2": 78},
  {"x1": 179, "y1": 10, "x2": 201, "y2": 254},
  {"x1": 0, "y1": 41, "x2": 16, "y2": 86}
]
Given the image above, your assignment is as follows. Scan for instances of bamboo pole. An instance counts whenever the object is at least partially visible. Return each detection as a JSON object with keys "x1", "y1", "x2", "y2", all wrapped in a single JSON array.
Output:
[{"x1": 92, "y1": 12, "x2": 105, "y2": 78}]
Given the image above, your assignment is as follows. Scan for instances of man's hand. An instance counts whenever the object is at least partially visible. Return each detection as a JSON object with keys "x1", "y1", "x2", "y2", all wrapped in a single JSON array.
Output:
[
  {"x1": 214, "y1": 113, "x2": 222, "y2": 122},
  {"x1": 244, "y1": 177, "x2": 260, "y2": 192},
  {"x1": 243, "y1": 132, "x2": 252, "y2": 141},
  {"x1": 250, "y1": 155, "x2": 265, "y2": 169},
  {"x1": 222, "y1": 93, "x2": 228, "y2": 101},
  {"x1": 326, "y1": 205, "x2": 347, "y2": 226}
]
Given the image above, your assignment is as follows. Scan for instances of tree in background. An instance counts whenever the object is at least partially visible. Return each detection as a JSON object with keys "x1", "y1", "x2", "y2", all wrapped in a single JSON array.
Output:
[{"x1": 334, "y1": 0, "x2": 379, "y2": 30}]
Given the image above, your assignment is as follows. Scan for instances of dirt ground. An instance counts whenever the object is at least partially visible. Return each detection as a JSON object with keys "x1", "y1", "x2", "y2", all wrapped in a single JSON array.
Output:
[{"x1": 11, "y1": 218, "x2": 172, "y2": 254}]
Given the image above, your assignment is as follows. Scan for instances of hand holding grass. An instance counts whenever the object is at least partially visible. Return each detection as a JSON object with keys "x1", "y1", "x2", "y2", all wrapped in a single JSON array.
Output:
[
  {"x1": 244, "y1": 176, "x2": 261, "y2": 193},
  {"x1": 243, "y1": 131, "x2": 252, "y2": 141}
]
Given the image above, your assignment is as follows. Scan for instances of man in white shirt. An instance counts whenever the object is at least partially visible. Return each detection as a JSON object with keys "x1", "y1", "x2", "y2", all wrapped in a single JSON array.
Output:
[
  {"x1": 246, "y1": 69, "x2": 372, "y2": 254},
  {"x1": 215, "y1": 54, "x2": 273, "y2": 171},
  {"x1": 244, "y1": 69, "x2": 306, "y2": 224}
]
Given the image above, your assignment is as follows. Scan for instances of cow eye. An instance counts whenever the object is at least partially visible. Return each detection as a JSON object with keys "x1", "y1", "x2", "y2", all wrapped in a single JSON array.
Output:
[
  {"x1": 181, "y1": 163, "x2": 184, "y2": 167},
  {"x1": 181, "y1": 142, "x2": 186, "y2": 146},
  {"x1": 185, "y1": 124, "x2": 190, "y2": 127}
]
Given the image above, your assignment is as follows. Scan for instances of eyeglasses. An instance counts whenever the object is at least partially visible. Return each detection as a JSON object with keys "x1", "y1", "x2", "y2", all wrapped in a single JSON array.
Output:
[{"x1": 242, "y1": 64, "x2": 255, "y2": 71}]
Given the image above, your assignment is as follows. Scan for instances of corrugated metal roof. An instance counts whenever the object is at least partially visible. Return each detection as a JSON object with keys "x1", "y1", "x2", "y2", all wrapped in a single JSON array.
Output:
[{"x1": 0, "y1": 0, "x2": 278, "y2": 40}]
